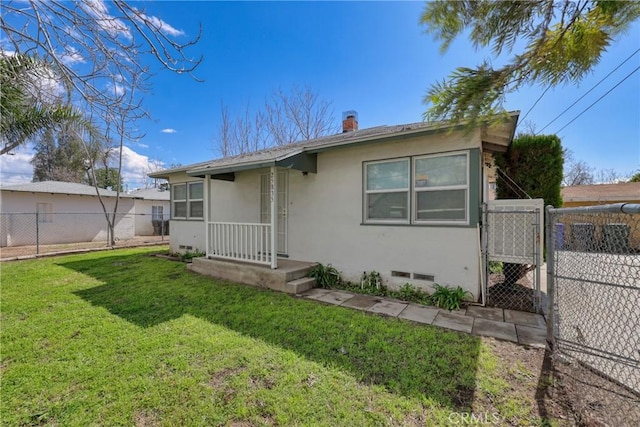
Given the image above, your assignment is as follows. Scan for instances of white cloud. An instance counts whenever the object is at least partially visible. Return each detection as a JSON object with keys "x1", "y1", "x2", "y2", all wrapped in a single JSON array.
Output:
[
  {"x1": 0, "y1": 144, "x2": 164, "y2": 191},
  {"x1": 60, "y1": 47, "x2": 85, "y2": 65},
  {"x1": 106, "y1": 82, "x2": 126, "y2": 97},
  {"x1": 0, "y1": 146, "x2": 35, "y2": 186},
  {"x1": 161, "y1": 128, "x2": 177, "y2": 134},
  {"x1": 134, "y1": 11, "x2": 185, "y2": 37},
  {"x1": 116, "y1": 146, "x2": 165, "y2": 190},
  {"x1": 80, "y1": 0, "x2": 132, "y2": 40}
]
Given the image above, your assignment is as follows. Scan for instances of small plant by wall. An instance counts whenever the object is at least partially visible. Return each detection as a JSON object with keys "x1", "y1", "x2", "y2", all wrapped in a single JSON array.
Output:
[
  {"x1": 309, "y1": 265, "x2": 471, "y2": 310},
  {"x1": 389, "y1": 283, "x2": 431, "y2": 305},
  {"x1": 308, "y1": 263, "x2": 342, "y2": 288},
  {"x1": 430, "y1": 284, "x2": 471, "y2": 311}
]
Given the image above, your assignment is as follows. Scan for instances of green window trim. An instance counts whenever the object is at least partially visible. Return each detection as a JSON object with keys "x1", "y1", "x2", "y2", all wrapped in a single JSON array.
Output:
[{"x1": 363, "y1": 149, "x2": 480, "y2": 227}]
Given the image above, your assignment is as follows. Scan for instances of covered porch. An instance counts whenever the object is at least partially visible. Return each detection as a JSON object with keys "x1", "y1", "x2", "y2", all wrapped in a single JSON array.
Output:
[{"x1": 188, "y1": 151, "x2": 317, "y2": 290}]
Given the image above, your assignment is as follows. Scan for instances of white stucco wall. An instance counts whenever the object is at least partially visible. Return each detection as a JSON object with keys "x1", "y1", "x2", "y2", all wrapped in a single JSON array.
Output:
[
  {"x1": 166, "y1": 173, "x2": 206, "y2": 253},
  {"x1": 0, "y1": 191, "x2": 135, "y2": 246},
  {"x1": 134, "y1": 199, "x2": 170, "y2": 236},
  {"x1": 203, "y1": 130, "x2": 484, "y2": 298}
]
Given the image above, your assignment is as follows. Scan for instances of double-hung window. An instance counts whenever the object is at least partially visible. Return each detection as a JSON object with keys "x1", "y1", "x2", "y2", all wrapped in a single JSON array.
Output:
[
  {"x1": 364, "y1": 159, "x2": 410, "y2": 223},
  {"x1": 152, "y1": 205, "x2": 164, "y2": 221},
  {"x1": 414, "y1": 152, "x2": 468, "y2": 223},
  {"x1": 172, "y1": 181, "x2": 203, "y2": 220},
  {"x1": 188, "y1": 182, "x2": 203, "y2": 218},
  {"x1": 364, "y1": 151, "x2": 469, "y2": 225}
]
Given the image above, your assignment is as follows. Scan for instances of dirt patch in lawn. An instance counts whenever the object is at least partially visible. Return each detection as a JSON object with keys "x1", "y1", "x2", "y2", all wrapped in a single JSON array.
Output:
[{"x1": 484, "y1": 338, "x2": 639, "y2": 426}]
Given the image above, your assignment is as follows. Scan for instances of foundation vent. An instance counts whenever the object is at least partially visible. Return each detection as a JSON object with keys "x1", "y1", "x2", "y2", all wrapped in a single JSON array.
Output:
[
  {"x1": 391, "y1": 270, "x2": 411, "y2": 278},
  {"x1": 413, "y1": 273, "x2": 435, "y2": 282}
]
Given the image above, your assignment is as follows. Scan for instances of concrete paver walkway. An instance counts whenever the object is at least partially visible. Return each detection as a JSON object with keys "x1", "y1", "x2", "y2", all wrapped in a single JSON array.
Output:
[{"x1": 301, "y1": 288, "x2": 547, "y2": 348}]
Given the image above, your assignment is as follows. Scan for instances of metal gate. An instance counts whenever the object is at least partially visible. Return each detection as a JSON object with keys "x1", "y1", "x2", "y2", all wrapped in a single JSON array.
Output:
[{"x1": 482, "y1": 199, "x2": 544, "y2": 313}]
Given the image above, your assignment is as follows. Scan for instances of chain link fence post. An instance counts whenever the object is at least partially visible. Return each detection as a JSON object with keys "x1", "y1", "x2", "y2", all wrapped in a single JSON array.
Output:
[
  {"x1": 35, "y1": 211, "x2": 40, "y2": 255},
  {"x1": 545, "y1": 205, "x2": 555, "y2": 350}
]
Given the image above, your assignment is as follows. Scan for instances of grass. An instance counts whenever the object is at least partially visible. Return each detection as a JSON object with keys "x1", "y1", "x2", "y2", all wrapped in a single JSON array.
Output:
[{"x1": 1, "y1": 247, "x2": 557, "y2": 426}]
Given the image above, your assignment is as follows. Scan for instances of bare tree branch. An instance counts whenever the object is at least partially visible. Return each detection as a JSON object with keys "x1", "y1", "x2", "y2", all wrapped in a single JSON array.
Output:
[{"x1": 213, "y1": 85, "x2": 337, "y2": 157}]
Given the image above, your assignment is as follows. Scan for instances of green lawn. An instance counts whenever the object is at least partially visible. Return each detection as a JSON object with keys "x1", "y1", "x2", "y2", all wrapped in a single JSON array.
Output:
[{"x1": 1, "y1": 247, "x2": 557, "y2": 426}]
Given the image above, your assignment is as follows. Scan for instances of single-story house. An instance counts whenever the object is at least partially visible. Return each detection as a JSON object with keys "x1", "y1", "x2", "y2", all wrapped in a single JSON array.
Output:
[
  {"x1": 561, "y1": 182, "x2": 640, "y2": 207},
  {"x1": 129, "y1": 187, "x2": 171, "y2": 236},
  {"x1": 149, "y1": 112, "x2": 520, "y2": 299}
]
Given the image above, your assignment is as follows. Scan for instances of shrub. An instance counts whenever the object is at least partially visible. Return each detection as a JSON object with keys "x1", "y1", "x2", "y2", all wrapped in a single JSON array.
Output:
[
  {"x1": 181, "y1": 250, "x2": 205, "y2": 261},
  {"x1": 309, "y1": 263, "x2": 342, "y2": 288},
  {"x1": 495, "y1": 134, "x2": 563, "y2": 208},
  {"x1": 430, "y1": 284, "x2": 471, "y2": 311},
  {"x1": 389, "y1": 283, "x2": 431, "y2": 305}
]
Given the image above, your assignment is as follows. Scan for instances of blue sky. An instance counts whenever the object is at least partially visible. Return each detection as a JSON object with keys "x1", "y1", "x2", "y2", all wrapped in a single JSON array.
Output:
[{"x1": 2, "y1": 1, "x2": 639, "y2": 188}]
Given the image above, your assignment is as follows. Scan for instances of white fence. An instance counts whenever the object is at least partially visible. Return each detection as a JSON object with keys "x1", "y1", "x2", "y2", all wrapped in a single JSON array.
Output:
[{"x1": 208, "y1": 222, "x2": 272, "y2": 265}]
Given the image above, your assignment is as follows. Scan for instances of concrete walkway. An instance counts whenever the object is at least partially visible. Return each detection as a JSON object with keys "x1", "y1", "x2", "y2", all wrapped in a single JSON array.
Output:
[{"x1": 300, "y1": 288, "x2": 547, "y2": 348}]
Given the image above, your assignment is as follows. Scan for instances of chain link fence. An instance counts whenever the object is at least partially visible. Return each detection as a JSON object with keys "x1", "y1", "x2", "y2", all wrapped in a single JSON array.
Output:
[
  {"x1": 1, "y1": 212, "x2": 169, "y2": 260},
  {"x1": 546, "y1": 203, "x2": 640, "y2": 425}
]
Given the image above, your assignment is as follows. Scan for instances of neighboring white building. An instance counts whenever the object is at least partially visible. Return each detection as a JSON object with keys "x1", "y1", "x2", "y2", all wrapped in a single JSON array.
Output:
[
  {"x1": 129, "y1": 187, "x2": 170, "y2": 236},
  {"x1": 0, "y1": 181, "x2": 137, "y2": 247},
  {"x1": 149, "y1": 112, "x2": 520, "y2": 299},
  {"x1": 0, "y1": 181, "x2": 172, "y2": 247}
]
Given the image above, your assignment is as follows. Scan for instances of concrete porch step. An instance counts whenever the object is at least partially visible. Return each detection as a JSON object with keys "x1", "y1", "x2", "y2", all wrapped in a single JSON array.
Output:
[
  {"x1": 285, "y1": 277, "x2": 316, "y2": 294},
  {"x1": 284, "y1": 264, "x2": 318, "y2": 282}
]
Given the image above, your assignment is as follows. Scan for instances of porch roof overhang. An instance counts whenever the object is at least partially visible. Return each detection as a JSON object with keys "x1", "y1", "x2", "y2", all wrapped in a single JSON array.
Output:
[
  {"x1": 481, "y1": 113, "x2": 519, "y2": 153},
  {"x1": 187, "y1": 151, "x2": 317, "y2": 180}
]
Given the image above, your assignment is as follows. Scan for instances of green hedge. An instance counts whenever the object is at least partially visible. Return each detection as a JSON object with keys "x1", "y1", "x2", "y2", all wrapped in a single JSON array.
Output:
[{"x1": 495, "y1": 134, "x2": 563, "y2": 208}]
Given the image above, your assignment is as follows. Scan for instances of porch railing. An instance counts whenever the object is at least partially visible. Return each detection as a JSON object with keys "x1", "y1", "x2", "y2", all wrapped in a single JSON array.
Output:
[{"x1": 208, "y1": 222, "x2": 272, "y2": 266}]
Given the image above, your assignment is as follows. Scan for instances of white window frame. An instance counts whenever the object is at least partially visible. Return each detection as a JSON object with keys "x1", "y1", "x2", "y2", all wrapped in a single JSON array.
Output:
[
  {"x1": 171, "y1": 181, "x2": 203, "y2": 220},
  {"x1": 152, "y1": 205, "x2": 164, "y2": 221},
  {"x1": 363, "y1": 151, "x2": 471, "y2": 226},
  {"x1": 36, "y1": 202, "x2": 53, "y2": 223},
  {"x1": 188, "y1": 182, "x2": 204, "y2": 219},
  {"x1": 363, "y1": 158, "x2": 410, "y2": 224},
  {"x1": 172, "y1": 184, "x2": 187, "y2": 219},
  {"x1": 413, "y1": 151, "x2": 469, "y2": 225}
]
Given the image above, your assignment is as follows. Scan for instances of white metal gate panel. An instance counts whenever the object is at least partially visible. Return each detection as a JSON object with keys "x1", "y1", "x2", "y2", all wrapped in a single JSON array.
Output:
[
  {"x1": 483, "y1": 199, "x2": 544, "y2": 313},
  {"x1": 487, "y1": 199, "x2": 544, "y2": 263}
]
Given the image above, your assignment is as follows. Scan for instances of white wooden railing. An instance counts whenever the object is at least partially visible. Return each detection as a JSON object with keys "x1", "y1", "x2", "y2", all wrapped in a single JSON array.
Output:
[{"x1": 208, "y1": 222, "x2": 273, "y2": 266}]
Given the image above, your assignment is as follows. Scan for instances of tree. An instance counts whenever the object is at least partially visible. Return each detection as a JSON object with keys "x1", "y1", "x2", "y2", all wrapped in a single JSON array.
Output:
[
  {"x1": 1, "y1": 1, "x2": 202, "y2": 154},
  {"x1": 90, "y1": 168, "x2": 124, "y2": 192},
  {"x1": 214, "y1": 86, "x2": 337, "y2": 157},
  {"x1": 31, "y1": 125, "x2": 91, "y2": 183},
  {"x1": 630, "y1": 171, "x2": 640, "y2": 182},
  {"x1": 496, "y1": 134, "x2": 564, "y2": 208},
  {"x1": 3, "y1": 1, "x2": 201, "y2": 245},
  {"x1": 421, "y1": 1, "x2": 640, "y2": 125},
  {"x1": 0, "y1": 54, "x2": 81, "y2": 155},
  {"x1": 563, "y1": 150, "x2": 595, "y2": 186}
]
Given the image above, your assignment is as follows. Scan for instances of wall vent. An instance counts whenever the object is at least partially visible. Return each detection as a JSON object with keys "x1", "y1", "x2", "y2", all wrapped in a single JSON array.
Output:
[
  {"x1": 413, "y1": 273, "x2": 435, "y2": 281},
  {"x1": 391, "y1": 270, "x2": 411, "y2": 278}
]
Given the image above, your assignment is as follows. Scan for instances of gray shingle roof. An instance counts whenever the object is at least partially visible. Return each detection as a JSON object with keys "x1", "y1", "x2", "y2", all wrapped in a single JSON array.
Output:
[
  {"x1": 0, "y1": 181, "x2": 137, "y2": 198},
  {"x1": 149, "y1": 112, "x2": 520, "y2": 178},
  {"x1": 129, "y1": 187, "x2": 170, "y2": 201}
]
